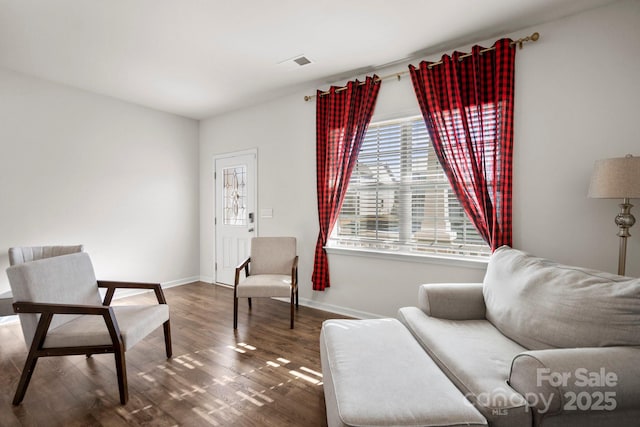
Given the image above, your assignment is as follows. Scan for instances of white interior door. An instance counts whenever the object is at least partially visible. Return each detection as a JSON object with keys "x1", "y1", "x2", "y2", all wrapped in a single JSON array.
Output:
[{"x1": 214, "y1": 151, "x2": 257, "y2": 285}]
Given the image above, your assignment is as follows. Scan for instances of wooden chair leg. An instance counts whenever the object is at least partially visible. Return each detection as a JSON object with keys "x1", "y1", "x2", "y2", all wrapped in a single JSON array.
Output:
[
  {"x1": 13, "y1": 312, "x2": 52, "y2": 405},
  {"x1": 114, "y1": 347, "x2": 128, "y2": 404},
  {"x1": 12, "y1": 354, "x2": 39, "y2": 405},
  {"x1": 163, "y1": 320, "x2": 172, "y2": 358},
  {"x1": 290, "y1": 294, "x2": 294, "y2": 329},
  {"x1": 233, "y1": 296, "x2": 238, "y2": 329}
]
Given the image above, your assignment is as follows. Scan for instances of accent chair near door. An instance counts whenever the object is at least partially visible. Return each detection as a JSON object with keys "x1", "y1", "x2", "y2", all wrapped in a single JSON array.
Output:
[{"x1": 233, "y1": 237, "x2": 298, "y2": 329}]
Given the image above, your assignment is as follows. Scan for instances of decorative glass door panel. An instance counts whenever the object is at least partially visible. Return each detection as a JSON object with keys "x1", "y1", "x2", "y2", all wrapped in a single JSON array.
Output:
[{"x1": 223, "y1": 166, "x2": 247, "y2": 225}]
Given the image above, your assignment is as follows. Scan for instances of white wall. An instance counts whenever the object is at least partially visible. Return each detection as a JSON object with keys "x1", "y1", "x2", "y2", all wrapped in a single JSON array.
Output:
[
  {"x1": 200, "y1": 0, "x2": 640, "y2": 317},
  {"x1": 511, "y1": 0, "x2": 640, "y2": 275},
  {"x1": 0, "y1": 69, "x2": 200, "y2": 292}
]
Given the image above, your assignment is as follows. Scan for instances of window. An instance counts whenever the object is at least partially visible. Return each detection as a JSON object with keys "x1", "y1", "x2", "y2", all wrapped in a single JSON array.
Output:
[{"x1": 330, "y1": 116, "x2": 491, "y2": 259}]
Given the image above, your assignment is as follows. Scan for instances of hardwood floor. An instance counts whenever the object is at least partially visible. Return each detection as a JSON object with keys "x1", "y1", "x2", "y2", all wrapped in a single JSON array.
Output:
[{"x1": 0, "y1": 282, "x2": 349, "y2": 426}]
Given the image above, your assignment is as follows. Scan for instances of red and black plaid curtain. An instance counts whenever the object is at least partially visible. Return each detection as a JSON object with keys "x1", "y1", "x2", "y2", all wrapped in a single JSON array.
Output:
[
  {"x1": 409, "y1": 39, "x2": 515, "y2": 251},
  {"x1": 312, "y1": 76, "x2": 381, "y2": 291}
]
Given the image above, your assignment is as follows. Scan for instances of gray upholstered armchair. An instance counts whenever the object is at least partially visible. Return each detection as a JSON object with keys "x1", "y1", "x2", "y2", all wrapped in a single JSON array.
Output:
[
  {"x1": 6, "y1": 250, "x2": 172, "y2": 405},
  {"x1": 0, "y1": 245, "x2": 85, "y2": 317},
  {"x1": 234, "y1": 237, "x2": 298, "y2": 329}
]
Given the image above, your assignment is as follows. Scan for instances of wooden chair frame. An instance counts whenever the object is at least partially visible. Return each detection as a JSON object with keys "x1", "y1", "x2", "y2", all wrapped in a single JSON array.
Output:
[
  {"x1": 11, "y1": 281, "x2": 171, "y2": 405},
  {"x1": 233, "y1": 256, "x2": 299, "y2": 329}
]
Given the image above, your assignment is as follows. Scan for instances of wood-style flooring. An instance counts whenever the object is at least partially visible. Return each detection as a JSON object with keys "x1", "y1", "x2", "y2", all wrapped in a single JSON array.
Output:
[{"x1": 0, "y1": 282, "x2": 349, "y2": 426}]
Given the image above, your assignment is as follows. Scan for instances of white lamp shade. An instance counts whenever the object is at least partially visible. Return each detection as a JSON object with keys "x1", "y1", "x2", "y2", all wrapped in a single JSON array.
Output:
[{"x1": 588, "y1": 155, "x2": 640, "y2": 199}]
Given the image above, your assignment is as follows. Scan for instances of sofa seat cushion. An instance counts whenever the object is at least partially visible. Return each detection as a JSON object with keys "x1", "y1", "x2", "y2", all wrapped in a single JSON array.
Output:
[
  {"x1": 398, "y1": 307, "x2": 530, "y2": 427},
  {"x1": 483, "y1": 246, "x2": 640, "y2": 350},
  {"x1": 320, "y1": 318, "x2": 487, "y2": 427}
]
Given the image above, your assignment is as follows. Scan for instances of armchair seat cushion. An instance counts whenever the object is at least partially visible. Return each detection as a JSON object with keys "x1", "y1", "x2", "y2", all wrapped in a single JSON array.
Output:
[
  {"x1": 43, "y1": 305, "x2": 169, "y2": 350},
  {"x1": 236, "y1": 274, "x2": 291, "y2": 298}
]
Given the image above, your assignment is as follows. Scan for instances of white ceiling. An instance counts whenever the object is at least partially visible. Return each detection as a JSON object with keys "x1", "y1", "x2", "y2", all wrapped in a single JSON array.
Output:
[{"x1": 0, "y1": 0, "x2": 618, "y2": 119}]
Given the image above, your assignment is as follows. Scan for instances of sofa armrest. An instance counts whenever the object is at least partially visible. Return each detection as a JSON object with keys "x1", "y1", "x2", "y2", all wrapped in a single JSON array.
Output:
[
  {"x1": 509, "y1": 347, "x2": 640, "y2": 417},
  {"x1": 418, "y1": 283, "x2": 485, "y2": 320}
]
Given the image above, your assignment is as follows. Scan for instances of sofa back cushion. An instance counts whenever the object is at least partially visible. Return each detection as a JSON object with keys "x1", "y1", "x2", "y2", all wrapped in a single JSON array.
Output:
[{"x1": 483, "y1": 246, "x2": 640, "y2": 350}]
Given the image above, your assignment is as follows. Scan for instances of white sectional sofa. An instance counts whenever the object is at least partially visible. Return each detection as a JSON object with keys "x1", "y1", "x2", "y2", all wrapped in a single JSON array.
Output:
[{"x1": 320, "y1": 246, "x2": 640, "y2": 427}]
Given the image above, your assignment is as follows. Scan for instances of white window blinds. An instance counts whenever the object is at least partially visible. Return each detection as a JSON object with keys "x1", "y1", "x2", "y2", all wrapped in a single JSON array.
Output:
[{"x1": 330, "y1": 116, "x2": 491, "y2": 259}]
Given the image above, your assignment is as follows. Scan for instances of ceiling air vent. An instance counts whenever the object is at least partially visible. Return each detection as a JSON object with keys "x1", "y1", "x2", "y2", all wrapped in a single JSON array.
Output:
[
  {"x1": 293, "y1": 56, "x2": 312, "y2": 66},
  {"x1": 277, "y1": 54, "x2": 313, "y2": 70}
]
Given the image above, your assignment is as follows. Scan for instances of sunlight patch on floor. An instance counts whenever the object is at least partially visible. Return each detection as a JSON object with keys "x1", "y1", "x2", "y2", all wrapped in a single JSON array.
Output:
[
  {"x1": 227, "y1": 345, "x2": 246, "y2": 353},
  {"x1": 193, "y1": 406, "x2": 220, "y2": 426},
  {"x1": 124, "y1": 345, "x2": 324, "y2": 425},
  {"x1": 300, "y1": 366, "x2": 322, "y2": 378},
  {"x1": 215, "y1": 399, "x2": 242, "y2": 417},
  {"x1": 157, "y1": 365, "x2": 176, "y2": 375},
  {"x1": 248, "y1": 387, "x2": 274, "y2": 403},
  {"x1": 182, "y1": 354, "x2": 204, "y2": 367},
  {"x1": 228, "y1": 342, "x2": 258, "y2": 353},
  {"x1": 138, "y1": 372, "x2": 155, "y2": 382},
  {"x1": 173, "y1": 356, "x2": 195, "y2": 369},
  {"x1": 289, "y1": 369, "x2": 321, "y2": 385},
  {"x1": 237, "y1": 342, "x2": 256, "y2": 350},
  {"x1": 236, "y1": 390, "x2": 263, "y2": 407},
  {"x1": 213, "y1": 398, "x2": 243, "y2": 416},
  {"x1": 130, "y1": 404, "x2": 153, "y2": 415}
]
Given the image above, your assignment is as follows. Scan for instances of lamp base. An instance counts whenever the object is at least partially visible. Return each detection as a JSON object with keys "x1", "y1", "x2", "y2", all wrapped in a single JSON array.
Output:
[{"x1": 615, "y1": 198, "x2": 635, "y2": 276}]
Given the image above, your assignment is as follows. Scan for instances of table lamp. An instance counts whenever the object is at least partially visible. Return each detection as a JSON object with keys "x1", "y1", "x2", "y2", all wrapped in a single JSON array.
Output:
[{"x1": 588, "y1": 154, "x2": 640, "y2": 276}]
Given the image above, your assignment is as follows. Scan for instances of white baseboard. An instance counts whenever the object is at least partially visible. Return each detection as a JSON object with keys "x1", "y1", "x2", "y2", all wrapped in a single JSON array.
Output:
[
  {"x1": 163, "y1": 276, "x2": 200, "y2": 289},
  {"x1": 0, "y1": 278, "x2": 201, "y2": 326},
  {"x1": 213, "y1": 282, "x2": 233, "y2": 289},
  {"x1": 200, "y1": 282, "x2": 383, "y2": 320},
  {"x1": 110, "y1": 276, "x2": 199, "y2": 300},
  {"x1": 297, "y1": 298, "x2": 382, "y2": 320},
  {"x1": 0, "y1": 286, "x2": 383, "y2": 327},
  {"x1": 270, "y1": 295, "x2": 381, "y2": 320}
]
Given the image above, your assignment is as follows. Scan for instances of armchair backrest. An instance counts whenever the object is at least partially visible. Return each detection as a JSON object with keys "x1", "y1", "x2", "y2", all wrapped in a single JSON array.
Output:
[
  {"x1": 6, "y1": 252, "x2": 101, "y2": 348},
  {"x1": 249, "y1": 237, "x2": 296, "y2": 276},
  {"x1": 9, "y1": 245, "x2": 85, "y2": 265}
]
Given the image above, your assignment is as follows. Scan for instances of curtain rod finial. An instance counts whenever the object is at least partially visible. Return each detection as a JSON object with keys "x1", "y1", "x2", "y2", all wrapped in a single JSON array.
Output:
[
  {"x1": 304, "y1": 95, "x2": 313, "y2": 102},
  {"x1": 518, "y1": 32, "x2": 540, "y2": 49}
]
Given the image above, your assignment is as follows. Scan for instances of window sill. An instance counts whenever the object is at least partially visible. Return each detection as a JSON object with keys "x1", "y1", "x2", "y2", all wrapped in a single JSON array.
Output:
[{"x1": 324, "y1": 246, "x2": 489, "y2": 270}]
